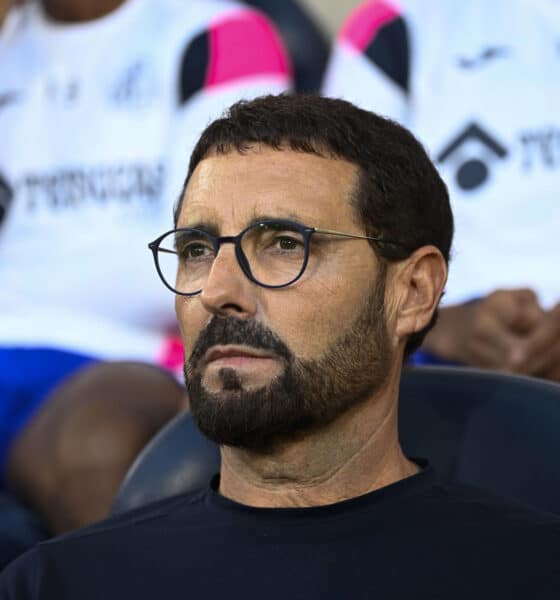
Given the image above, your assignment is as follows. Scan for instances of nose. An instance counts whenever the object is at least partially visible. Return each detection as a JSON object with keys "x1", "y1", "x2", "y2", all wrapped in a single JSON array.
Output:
[{"x1": 199, "y1": 244, "x2": 257, "y2": 318}]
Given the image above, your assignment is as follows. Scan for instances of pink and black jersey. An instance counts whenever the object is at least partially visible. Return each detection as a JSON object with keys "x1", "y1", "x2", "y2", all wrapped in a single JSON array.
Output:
[{"x1": 324, "y1": 0, "x2": 560, "y2": 309}]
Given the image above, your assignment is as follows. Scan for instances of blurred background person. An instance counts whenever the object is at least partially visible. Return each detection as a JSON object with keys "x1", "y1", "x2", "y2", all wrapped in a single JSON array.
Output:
[
  {"x1": 243, "y1": 0, "x2": 329, "y2": 92},
  {"x1": 323, "y1": 0, "x2": 560, "y2": 381},
  {"x1": 0, "y1": 0, "x2": 291, "y2": 558}
]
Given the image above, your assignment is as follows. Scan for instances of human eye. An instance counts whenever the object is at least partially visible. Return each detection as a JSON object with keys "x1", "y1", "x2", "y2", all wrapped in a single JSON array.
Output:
[
  {"x1": 185, "y1": 243, "x2": 213, "y2": 260},
  {"x1": 255, "y1": 223, "x2": 305, "y2": 254},
  {"x1": 272, "y1": 234, "x2": 304, "y2": 252},
  {"x1": 176, "y1": 234, "x2": 214, "y2": 262}
]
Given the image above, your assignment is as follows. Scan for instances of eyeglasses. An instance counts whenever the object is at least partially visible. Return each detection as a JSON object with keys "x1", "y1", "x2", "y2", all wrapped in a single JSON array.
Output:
[{"x1": 148, "y1": 219, "x2": 408, "y2": 296}]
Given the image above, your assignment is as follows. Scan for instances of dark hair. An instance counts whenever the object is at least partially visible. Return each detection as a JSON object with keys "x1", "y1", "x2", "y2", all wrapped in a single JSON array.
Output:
[{"x1": 176, "y1": 94, "x2": 453, "y2": 358}]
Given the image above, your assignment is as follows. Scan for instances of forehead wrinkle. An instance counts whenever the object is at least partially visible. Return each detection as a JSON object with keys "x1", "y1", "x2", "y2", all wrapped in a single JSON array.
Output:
[
  {"x1": 182, "y1": 189, "x2": 324, "y2": 234},
  {"x1": 178, "y1": 203, "x2": 221, "y2": 229},
  {"x1": 180, "y1": 150, "x2": 361, "y2": 232}
]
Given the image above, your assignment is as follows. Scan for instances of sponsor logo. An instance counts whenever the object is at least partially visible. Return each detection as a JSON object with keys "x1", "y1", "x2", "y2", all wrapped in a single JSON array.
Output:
[
  {"x1": 437, "y1": 123, "x2": 508, "y2": 191},
  {"x1": 45, "y1": 78, "x2": 80, "y2": 106},
  {"x1": 520, "y1": 127, "x2": 560, "y2": 170},
  {"x1": 457, "y1": 46, "x2": 510, "y2": 70},
  {"x1": 111, "y1": 60, "x2": 157, "y2": 109},
  {"x1": 0, "y1": 174, "x2": 14, "y2": 227},
  {"x1": 18, "y1": 162, "x2": 166, "y2": 212}
]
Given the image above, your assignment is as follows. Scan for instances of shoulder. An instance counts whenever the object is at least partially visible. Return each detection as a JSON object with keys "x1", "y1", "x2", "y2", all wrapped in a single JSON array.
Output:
[
  {"x1": 435, "y1": 483, "x2": 560, "y2": 583},
  {"x1": 0, "y1": 490, "x2": 209, "y2": 597},
  {"x1": 59, "y1": 487, "x2": 208, "y2": 542},
  {"x1": 0, "y1": 490, "x2": 207, "y2": 595},
  {"x1": 0, "y1": 2, "x2": 34, "y2": 56},
  {"x1": 171, "y1": 1, "x2": 291, "y2": 104},
  {"x1": 334, "y1": 0, "x2": 412, "y2": 95},
  {"x1": 334, "y1": 0, "x2": 459, "y2": 57},
  {"x1": 16, "y1": 488, "x2": 206, "y2": 559},
  {"x1": 420, "y1": 479, "x2": 560, "y2": 545},
  {"x1": 338, "y1": 1, "x2": 407, "y2": 53}
]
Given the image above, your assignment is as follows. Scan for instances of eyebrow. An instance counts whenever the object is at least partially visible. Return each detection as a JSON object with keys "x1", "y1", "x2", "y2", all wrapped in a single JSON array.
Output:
[
  {"x1": 180, "y1": 221, "x2": 221, "y2": 237},
  {"x1": 182, "y1": 213, "x2": 311, "y2": 236},
  {"x1": 245, "y1": 213, "x2": 307, "y2": 228}
]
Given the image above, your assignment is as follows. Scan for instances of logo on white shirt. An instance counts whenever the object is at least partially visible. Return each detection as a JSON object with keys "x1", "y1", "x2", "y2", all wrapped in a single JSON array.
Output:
[
  {"x1": 110, "y1": 60, "x2": 157, "y2": 109},
  {"x1": 456, "y1": 46, "x2": 510, "y2": 70},
  {"x1": 437, "y1": 123, "x2": 508, "y2": 191}
]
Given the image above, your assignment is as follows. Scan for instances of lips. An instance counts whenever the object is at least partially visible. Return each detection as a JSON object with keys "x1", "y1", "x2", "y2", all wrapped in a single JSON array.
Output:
[{"x1": 203, "y1": 345, "x2": 278, "y2": 366}]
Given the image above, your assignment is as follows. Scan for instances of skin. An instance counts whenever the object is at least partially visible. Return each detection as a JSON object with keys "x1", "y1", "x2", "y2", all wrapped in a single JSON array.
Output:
[
  {"x1": 0, "y1": 0, "x2": 17, "y2": 25},
  {"x1": 175, "y1": 146, "x2": 447, "y2": 508},
  {"x1": 518, "y1": 302, "x2": 560, "y2": 380},
  {"x1": 423, "y1": 291, "x2": 560, "y2": 382},
  {"x1": 7, "y1": 362, "x2": 187, "y2": 534},
  {"x1": 42, "y1": 0, "x2": 126, "y2": 22}
]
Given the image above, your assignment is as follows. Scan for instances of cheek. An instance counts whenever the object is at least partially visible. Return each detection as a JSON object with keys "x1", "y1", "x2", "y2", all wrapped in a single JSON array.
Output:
[
  {"x1": 175, "y1": 296, "x2": 205, "y2": 358},
  {"x1": 263, "y1": 281, "x2": 365, "y2": 360}
]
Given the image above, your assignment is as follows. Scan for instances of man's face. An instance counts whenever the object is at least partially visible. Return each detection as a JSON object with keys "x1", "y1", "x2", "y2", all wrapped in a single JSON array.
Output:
[{"x1": 176, "y1": 147, "x2": 394, "y2": 451}]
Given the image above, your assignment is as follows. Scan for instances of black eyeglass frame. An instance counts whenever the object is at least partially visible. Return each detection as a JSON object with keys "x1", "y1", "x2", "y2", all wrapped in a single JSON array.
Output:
[{"x1": 148, "y1": 219, "x2": 409, "y2": 296}]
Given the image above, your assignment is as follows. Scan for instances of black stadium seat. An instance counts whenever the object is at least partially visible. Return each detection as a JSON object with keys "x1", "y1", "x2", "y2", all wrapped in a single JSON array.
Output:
[
  {"x1": 112, "y1": 366, "x2": 560, "y2": 516},
  {"x1": 398, "y1": 366, "x2": 560, "y2": 514}
]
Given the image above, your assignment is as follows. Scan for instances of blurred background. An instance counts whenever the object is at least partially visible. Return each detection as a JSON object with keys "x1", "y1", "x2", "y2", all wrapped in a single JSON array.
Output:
[{"x1": 300, "y1": 0, "x2": 363, "y2": 37}]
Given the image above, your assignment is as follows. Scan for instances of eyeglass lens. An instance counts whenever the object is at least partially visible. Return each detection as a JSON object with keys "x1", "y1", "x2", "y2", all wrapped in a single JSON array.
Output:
[{"x1": 155, "y1": 222, "x2": 308, "y2": 294}]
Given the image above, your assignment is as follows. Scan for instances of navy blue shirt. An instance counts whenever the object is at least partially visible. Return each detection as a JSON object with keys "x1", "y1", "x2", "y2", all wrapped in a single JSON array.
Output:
[{"x1": 1, "y1": 465, "x2": 559, "y2": 599}]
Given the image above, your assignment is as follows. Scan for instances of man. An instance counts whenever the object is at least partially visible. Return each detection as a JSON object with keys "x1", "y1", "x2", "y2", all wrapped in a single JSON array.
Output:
[
  {"x1": 0, "y1": 0, "x2": 290, "y2": 537},
  {"x1": 323, "y1": 0, "x2": 560, "y2": 380},
  {"x1": 1, "y1": 94, "x2": 559, "y2": 598}
]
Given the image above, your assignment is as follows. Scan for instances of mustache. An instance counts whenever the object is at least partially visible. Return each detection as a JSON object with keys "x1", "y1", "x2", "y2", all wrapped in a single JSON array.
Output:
[{"x1": 188, "y1": 317, "x2": 292, "y2": 371}]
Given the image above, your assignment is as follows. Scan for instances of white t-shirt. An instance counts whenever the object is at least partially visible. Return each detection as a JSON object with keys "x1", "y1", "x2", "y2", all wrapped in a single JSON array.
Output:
[
  {"x1": 323, "y1": 0, "x2": 560, "y2": 309},
  {"x1": 0, "y1": 0, "x2": 290, "y2": 363}
]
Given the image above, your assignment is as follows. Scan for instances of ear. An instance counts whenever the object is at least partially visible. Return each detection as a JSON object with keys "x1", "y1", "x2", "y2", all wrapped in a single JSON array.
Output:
[{"x1": 388, "y1": 246, "x2": 448, "y2": 343}]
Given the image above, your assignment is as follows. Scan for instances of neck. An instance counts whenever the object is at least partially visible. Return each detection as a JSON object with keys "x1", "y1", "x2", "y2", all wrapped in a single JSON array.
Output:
[
  {"x1": 42, "y1": 0, "x2": 126, "y2": 23},
  {"x1": 219, "y1": 370, "x2": 420, "y2": 508}
]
